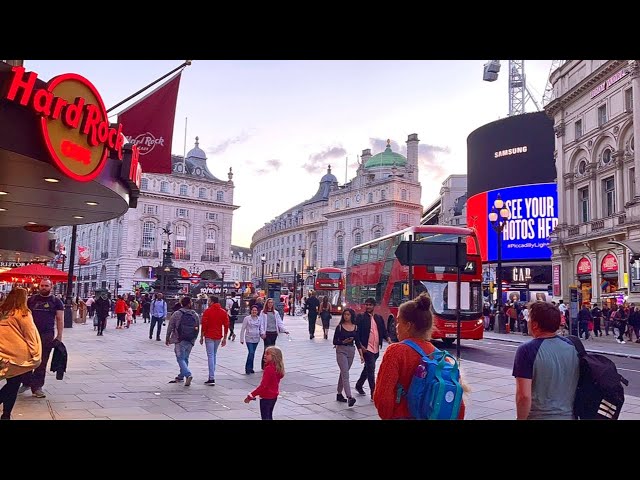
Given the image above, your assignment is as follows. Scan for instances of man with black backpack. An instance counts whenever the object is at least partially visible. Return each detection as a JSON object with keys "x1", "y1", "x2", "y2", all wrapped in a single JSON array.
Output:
[
  {"x1": 165, "y1": 296, "x2": 200, "y2": 386},
  {"x1": 227, "y1": 293, "x2": 240, "y2": 341},
  {"x1": 512, "y1": 301, "x2": 580, "y2": 420}
]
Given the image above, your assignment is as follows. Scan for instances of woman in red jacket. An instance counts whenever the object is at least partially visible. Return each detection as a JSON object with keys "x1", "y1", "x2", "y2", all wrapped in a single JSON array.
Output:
[
  {"x1": 244, "y1": 346, "x2": 285, "y2": 420},
  {"x1": 114, "y1": 296, "x2": 127, "y2": 329},
  {"x1": 373, "y1": 293, "x2": 468, "y2": 420}
]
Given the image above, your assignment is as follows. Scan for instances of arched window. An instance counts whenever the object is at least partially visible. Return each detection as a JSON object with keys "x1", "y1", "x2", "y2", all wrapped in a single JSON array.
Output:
[
  {"x1": 337, "y1": 236, "x2": 344, "y2": 262},
  {"x1": 217, "y1": 191, "x2": 224, "y2": 201},
  {"x1": 199, "y1": 187, "x2": 207, "y2": 199},
  {"x1": 142, "y1": 222, "x2": 156, "y2": 250},
  {"x1": 96, "y1": 226, "x2": 102, "y2": 256},
  {"x1": 355, "y1": 231, "x2": 362, "y2": 245},
  {"x1": 175, "y1": 225, "x2": 188, "y2": 259},
  {"x1": 80, "y1": 231, "x2": 86, "y2": 248},
  {"x1": 103, "y1": 223, "x2": 110, "y2": 255},
  {"x1": 373, "y1": 228, "x2": 382, "y2": 239},
  {"x1": 160, "y1": 181, "x2": 169, "y2": 193},
  {"x1": 180, "y1": 184, "x2": 188, "y2": 196},
  {"x1": 312, "y1": 243, "x2": 318, "y2": 266},
  {"x1": 602, "y1": 148, "x2": 612, "y2": 164}
]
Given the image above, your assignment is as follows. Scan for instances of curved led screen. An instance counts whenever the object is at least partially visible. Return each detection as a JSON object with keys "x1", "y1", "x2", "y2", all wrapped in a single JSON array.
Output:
[
  {"x1": 467, "y1": 111, "x2": 556, "y2": 198},
  {"x1": 467, "y1": 182, "x2": 558, "y2": 263}
]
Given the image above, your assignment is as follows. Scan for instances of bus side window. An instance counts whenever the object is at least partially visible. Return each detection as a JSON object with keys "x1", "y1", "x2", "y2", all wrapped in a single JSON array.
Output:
[{"x1": 390, "y1": 282, "x2": 405, "y2": 307}]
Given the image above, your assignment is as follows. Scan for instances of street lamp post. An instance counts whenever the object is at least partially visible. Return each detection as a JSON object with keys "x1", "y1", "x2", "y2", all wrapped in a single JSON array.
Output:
[
  {"x1": 221, "y1": 268, "x2": 226, "y2": 293},
  {"x1": 260, "y1": 255, "x2": 266, "y2": 291},
  {"x1": 489, "y1": 193, "x2": 511, "y2": 334}
]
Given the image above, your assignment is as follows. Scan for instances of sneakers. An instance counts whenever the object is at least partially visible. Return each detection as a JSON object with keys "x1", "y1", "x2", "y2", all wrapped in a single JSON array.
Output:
[
  {"x1": 336, "y1": 393, "x2": 348, "y2": 403},
  {"x1": 232, "y1": 333, "x2": 236, "y2": 341},
  {"x1": 168, "y1": 377, "x2": 184, "y2": 383},
  {"x1": 18, "y1": 385, "x2": 29, "y2": 394},
  {"x1": 355, "y1": 385, "x2": 366, "y2": 396},
  {"x1": 347, "y1": 397, "x2": 356, "y2": 407},
  {"x1": 204, "y1": 379, "x2": 216, "y2": 385},
  {"x1": 184, "y1": 376, "x2": 193, "y2": 386},
  {"x1": 32, "y1": 390, "x2": 46, "y2": 398}
]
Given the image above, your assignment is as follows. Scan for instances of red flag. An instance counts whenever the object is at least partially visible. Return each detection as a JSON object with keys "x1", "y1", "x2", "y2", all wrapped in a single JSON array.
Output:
[
  {"x1": 118, "y1": 73, "x2": 182, "y2": 174},
  {"x1": 78, "y1": 246, "x2": 91, "y2": 265}
]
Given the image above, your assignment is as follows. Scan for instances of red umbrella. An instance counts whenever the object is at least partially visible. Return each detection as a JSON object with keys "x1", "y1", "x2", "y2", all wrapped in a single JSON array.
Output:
[{"x1": 0, "y1": 264, "x2": 76, "y2": 283}]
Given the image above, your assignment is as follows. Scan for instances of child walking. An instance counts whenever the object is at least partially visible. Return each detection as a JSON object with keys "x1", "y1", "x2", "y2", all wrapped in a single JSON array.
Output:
[{"x1": 244, "y1": 345, "x2": 285, "y2": 420}]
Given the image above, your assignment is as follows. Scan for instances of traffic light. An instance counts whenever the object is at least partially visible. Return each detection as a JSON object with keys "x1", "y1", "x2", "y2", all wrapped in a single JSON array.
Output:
[{"x1": 297, "y1": 273, "x2": 303, "y2": 284}]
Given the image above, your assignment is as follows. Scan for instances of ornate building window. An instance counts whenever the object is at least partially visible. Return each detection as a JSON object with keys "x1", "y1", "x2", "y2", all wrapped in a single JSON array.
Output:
[
  {"x1": 160, "y1": 181, "x2": 169, "y2": 193},
  {"x1": 175, "y1": 224, "x2": 188, "y2": 259},
  {"x1": 180, "y1": 184, "x2": 188, "y2": 196},
  {"x1": 142, "y1": 221, "x2": 156, "y2": 250},
  {"x1": 199, "y1": 187, "x2": 207, "y2": 199},
  {"x1": 141, "y1": 178, "x2": 149, "y2": 190},
  {"x1": 217, "y1": 191, "x2": 224, "y2": 201}
]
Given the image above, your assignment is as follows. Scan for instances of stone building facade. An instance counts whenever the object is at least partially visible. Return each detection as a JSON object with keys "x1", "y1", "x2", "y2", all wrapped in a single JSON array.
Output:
[
  {"x1": 250, "y1": 135, "x2": 423, "y2": 287},
  {"x1": 547, "y1": 60, "x2": 640, "y2": 305},
  {"x1": 53, "y1": 138, "x2": 238, "y2": 296}
]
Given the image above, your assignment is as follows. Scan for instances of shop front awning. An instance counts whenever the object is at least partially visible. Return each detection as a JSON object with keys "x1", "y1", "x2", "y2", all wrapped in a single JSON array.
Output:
[{"x1": 608, "y1": 240, "x2": 640, "y2": 260}]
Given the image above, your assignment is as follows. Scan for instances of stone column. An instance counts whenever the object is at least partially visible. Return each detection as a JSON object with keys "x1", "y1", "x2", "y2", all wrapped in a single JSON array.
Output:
[
  {"x1": 629, "y1": 60, "x2": 640, "y2": 198},
  {"x1": 554, "y1": 120, "x2": 566, "y2": 225}
]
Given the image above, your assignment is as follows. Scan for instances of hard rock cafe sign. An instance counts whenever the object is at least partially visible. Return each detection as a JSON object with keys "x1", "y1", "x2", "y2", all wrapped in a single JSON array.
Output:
[{"x1": 1, "y1": 66, "x2": 140, "y2": 186}]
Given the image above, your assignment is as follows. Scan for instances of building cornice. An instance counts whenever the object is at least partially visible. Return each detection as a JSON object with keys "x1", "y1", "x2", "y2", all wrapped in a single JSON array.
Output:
[
  {"x1": 140, "y1": 192, "x2": 240, "y2": 211},
  {"x1": 546, "y1": 60, "x2": 625, "y2": 117},
  {"x1": 142, "y1": 171, "x2": 229, "y2": 187},
  {"x1": 323, "y1": 200, "x2": 423, "y2": 218},
  {"x1": 251, "y1": 220, "x2": 329, "y2": 249}
]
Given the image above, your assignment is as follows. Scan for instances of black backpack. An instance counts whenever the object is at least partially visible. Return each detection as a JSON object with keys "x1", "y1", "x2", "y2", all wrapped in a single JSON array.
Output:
[
  {"x1": 566, "y1": 335, "x2": 629, "y2": 419},
  {"x1": 230, "y1": 300, "x2": 240, "y2": 316},
  {"x1": 178, "y1": 310, "x2": 199, "y2": 342}
]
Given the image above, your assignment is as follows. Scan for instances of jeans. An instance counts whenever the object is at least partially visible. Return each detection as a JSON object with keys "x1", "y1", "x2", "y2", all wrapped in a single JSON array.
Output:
[
  {"x1": 21, "y1": 330, "x2": 55, "y2": 391},
  {"x1": 259, "y1": 398, "x2": 277, "y2": 420},
  {"x1": 174, "y1": 340, "x2": 194, "y2": 379},
  {"x1": 205, "y1": 338, "x2": 221, "y2": 380},
  {"x1": 150, "y1": 316, "x2": 163, "y2": 339},
  {"x1": 245, "y1": 342, "x2": 258, "y2": 373},
  {"x1": 356, "y1": 350, "x2": 379, "y2": 395},
  {"x1": 261, "y1": 332, "x2": 278, "y2": 369},
  {"x1": 336, "y1": 345, "x2": 355, "y2": 398},
  {"x1": 308, "y1": 312, "x2": 318, "y2": 335}
]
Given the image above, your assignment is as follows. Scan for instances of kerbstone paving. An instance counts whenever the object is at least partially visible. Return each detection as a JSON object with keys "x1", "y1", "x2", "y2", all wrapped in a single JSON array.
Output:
[{"x1": 7, "y1": 313, "x2": 640, "y2": 420}]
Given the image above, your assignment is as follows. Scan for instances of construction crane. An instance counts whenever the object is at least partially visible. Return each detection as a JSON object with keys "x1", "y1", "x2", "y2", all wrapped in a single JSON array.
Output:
[{"x1": 483, "y1": 60, "x2": 541, "y2": 116}]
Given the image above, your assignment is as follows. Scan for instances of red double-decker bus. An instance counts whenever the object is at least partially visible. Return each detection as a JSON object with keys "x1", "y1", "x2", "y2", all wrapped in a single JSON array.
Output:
[
  {"x1": 345, "y1": 225, "x2": 484, "y2": 346},
  {"x1": 314, "y1": 267, "x2": 345, "y2": 315}
]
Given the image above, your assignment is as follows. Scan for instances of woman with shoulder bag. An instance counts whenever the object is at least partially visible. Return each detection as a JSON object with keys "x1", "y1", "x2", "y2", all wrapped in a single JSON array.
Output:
[
  {"x1": 320, "y1": 296, "x2": 332, "y2": 340},
  {"x1": 0, "y1": 287, "x2": 42, "y2": 420},
  {"x1": 333, "y1": 308, "x2": 363, "y2": 407}
]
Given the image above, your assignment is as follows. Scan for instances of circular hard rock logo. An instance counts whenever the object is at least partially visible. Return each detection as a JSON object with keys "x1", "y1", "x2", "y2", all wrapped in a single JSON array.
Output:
[{"x1": 129, "y1": 132, "x2": 165, "y2": 156}]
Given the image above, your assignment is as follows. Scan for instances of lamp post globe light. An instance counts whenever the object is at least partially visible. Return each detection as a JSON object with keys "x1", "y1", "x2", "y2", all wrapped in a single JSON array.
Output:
[
  {"x1": 489, "y1": 193, "x2": 511, "y2": 334},
  {"x1": 260, "y1": 254, "x2": 266, "y2": 291}
]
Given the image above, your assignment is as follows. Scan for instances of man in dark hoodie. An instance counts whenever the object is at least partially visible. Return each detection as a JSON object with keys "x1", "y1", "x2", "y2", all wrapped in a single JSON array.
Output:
[{"x1": 94, "y1": 292, "x2": 111, "y2": 336}]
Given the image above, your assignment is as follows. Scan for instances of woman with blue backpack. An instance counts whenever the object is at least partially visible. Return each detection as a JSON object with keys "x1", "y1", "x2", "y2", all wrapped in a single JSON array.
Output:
[{"x1": 373, "y1": 293, "x2": 468, "y2": 420}]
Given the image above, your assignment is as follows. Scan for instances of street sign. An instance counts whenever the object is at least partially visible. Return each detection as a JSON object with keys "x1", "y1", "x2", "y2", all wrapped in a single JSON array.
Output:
[{"x1": 394, "y1": 241, "x2": 467, "y2": 268}]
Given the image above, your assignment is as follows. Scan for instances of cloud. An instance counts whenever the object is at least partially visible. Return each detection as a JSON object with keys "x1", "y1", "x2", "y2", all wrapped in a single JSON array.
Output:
[
  {"x1": 302, "y1": 146, "x2": 347, "y2": 173},
  {"x1": 255, "y1": 159, "x2": 282, "y2": 174},
  {"x1": 206, "y1": 130, "x2": 253, "y2": 156}
]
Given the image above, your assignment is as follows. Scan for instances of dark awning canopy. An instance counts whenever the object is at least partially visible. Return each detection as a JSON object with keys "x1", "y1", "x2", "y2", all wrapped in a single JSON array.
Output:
[{"x1": 608, "y1": 240, "x2": 640, "y2": 260}]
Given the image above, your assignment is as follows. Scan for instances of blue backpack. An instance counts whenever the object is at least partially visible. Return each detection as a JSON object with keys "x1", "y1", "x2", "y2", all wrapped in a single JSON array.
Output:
[{"x1": 395, "y1": 340, "x2": 463, "y2": 420}]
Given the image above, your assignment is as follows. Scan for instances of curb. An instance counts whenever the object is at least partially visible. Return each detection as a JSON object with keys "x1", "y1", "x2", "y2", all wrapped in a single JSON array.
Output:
[{"x1": 485, "y1": 335, "x2": 640, "y2": 360}]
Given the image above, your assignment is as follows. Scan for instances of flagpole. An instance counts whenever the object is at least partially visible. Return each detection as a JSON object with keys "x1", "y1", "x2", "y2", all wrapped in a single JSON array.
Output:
[
  {"x1": 107, "y1": 60, "x2": 192, "y2": 114},
  {"x1": 183, "y1": 117, "x2": 188, "y2": 172}
]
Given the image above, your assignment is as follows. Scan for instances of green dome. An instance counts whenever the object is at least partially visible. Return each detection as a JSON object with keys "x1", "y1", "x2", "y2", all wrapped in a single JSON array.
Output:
[{"x1": 364, "y1": 140, "x2": 407, "y2": 169}]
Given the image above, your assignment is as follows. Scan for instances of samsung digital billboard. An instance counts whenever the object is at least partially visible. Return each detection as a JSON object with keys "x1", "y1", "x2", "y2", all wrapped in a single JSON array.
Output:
[
  {"x1": 467, "y1": 111, "x2": 556, "y2": 198},
  {"x1": 467, "y1": 182, "x2": 558, "y2": 263}
]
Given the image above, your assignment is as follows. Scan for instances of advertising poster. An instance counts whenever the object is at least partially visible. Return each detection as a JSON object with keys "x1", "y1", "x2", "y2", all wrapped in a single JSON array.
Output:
[{"x1": 467, "y1": 182, "x2": 558, "y2": 263}]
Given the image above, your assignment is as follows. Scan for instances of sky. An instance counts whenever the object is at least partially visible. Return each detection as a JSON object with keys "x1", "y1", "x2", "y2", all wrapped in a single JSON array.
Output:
[{"x1": 25, "y1": 60, "x2": 554, "y2": 247}]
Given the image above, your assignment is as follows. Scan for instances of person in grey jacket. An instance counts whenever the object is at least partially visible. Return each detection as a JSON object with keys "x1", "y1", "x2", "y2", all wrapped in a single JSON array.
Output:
[
  {"x1": 240, "y1": 305, "x2": 261, "y2": 374},
  {"x1": 165, "y1": 296, "x2": 200, "y2": 386}
]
